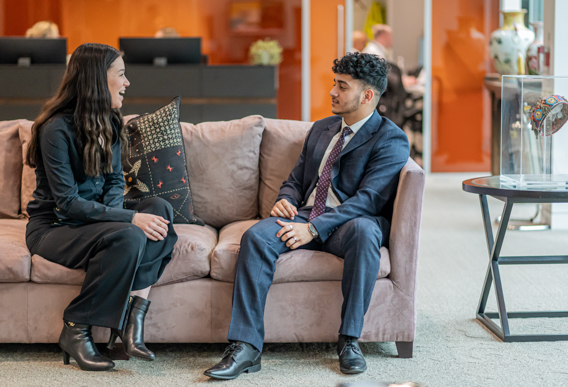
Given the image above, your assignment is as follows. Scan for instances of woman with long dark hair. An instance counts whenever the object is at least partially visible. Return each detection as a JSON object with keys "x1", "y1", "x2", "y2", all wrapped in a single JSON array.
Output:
[{"x1": 25, "y1": 43, "x2": 177, "y2": 371}]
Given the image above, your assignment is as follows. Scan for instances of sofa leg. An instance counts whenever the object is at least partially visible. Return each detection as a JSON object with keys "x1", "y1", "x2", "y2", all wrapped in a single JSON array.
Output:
[{"x1": 395, "y1": 341, "x2": 413, "y2": 358}]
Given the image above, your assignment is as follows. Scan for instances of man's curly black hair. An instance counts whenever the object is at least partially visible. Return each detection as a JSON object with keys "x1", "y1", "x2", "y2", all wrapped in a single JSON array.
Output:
[{"x1": 332, "y1": 52, "x2": 390, "y2": 99}]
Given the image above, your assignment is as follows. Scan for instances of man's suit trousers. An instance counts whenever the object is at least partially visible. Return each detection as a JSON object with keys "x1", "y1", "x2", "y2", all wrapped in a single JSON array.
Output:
[
  {"x1": 227, "y1": 207, "x2": 385, "y2": 352},
  {"x1": 25, "y1": 197, "x2": 178, "y2": 330}
]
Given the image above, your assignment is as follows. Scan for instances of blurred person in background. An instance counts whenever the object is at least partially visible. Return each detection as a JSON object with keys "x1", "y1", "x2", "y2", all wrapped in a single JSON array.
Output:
[
  {"x1": 352, "y1": 30, "x2": 368, "y2": 53},
  {"x1": 26, "y1": 21, "x2": 60, "y2": 38},
  {"x1": 155, "y1": 27, "x2": 180, "y2": 38},
  {"x1": 363, "y1": 24, "x2": 393, "y2": 60}
]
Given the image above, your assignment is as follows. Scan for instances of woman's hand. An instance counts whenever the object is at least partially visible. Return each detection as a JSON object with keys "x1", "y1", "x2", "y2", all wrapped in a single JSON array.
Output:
[{"x1": 132, "y1": 213, "x2": 170, "y2": 241}]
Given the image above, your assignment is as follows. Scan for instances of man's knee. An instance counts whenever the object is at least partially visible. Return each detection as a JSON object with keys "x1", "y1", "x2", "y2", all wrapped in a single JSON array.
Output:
[
  {"x1": 241, "y1": 219, "x2": 276, "y2": 246},
  {"x1": 346, "y1": 217, "x2": 382, "y2": 239}
]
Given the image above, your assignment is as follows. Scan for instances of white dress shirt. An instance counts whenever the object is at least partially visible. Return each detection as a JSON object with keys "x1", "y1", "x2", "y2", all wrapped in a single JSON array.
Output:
[
  {"x1": 362, "y1": 41, "x2": 389, "y2": 60},
  {"x1": 306, "y1": 112, "x2": 374, "y2": 209}
]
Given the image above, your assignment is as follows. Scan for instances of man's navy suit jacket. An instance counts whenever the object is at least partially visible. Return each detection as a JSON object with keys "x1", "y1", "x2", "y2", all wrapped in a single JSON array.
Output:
[{"x1": 276, "y1": 110, "x2": 410, "y2": 244}]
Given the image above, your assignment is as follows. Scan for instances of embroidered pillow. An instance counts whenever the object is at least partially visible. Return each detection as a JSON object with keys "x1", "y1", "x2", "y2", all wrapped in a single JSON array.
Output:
[{"x1": 123, "y1": 96, "x2": 204, "y2": 225}]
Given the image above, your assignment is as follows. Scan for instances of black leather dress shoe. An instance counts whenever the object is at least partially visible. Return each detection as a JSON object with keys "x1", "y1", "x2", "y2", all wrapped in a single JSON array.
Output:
[
  {"x1": 204, "y1": 341, "x2": 261, "y2": 380},
  {"x1": 337, "y1": 335, "x2": 367, "y2": 374}
]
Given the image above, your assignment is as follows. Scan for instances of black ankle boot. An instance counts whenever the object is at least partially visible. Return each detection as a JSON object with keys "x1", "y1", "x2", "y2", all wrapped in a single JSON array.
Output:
[
  {"x1": 59, "y1": 322, "x2": 115, "y2": 371},
  {"x1": 107, "y1": 296, "x2": 154, "y2": 361}
]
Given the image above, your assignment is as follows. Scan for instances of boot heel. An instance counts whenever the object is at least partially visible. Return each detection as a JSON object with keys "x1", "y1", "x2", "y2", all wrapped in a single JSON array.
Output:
[
  {"x1": 246, "y1": 363, "x2": 261, "y2": 373},
  {"x1": 107, "y1": 329, "x2": 119, "y2": 350},
  {"x1": 63, "y1": 351, "x2": 70, "y2": 365}
]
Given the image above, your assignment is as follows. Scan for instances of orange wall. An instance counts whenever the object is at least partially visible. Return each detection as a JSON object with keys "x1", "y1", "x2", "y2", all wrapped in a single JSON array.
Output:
[
  {"x1": 4, "y1": 0, "x2": 63, "y2": 36},
  {"x1": 2, "y1": 0, "x2": 303, "y2": 120},
  {"x1": 310, "y1": 0, "x2": 344, "y2": 122},
  {"x1": 59, "y1": 0, "x2": 209, "y2": 54},
  {"x1": 431, "y1": 0, "x2": 499, "y2": 172}
]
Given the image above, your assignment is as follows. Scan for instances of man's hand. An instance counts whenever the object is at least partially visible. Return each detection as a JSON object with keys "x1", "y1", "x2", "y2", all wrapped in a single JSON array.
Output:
[
  {"x1": 271, "y1": 199, "x2": 298, "y2": 220},
  {"x1": 276, "y1": 219, "x2": 313, "y2": 249},
  {"x1": 132, "y1": 213, "x2": 169, "y2": 241}
]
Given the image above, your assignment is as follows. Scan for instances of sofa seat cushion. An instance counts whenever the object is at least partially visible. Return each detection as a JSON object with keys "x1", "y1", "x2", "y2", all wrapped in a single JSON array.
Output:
[
  {"x1": 0, "y1": 220, "x2": 31, "y2": 282},
  {"x1": 31, "y1": 224, "x2": 217, "y2": 286},
  {"x1": 210, "y1": 220, "x2": 391, "y2": 283},
  {"x1": 156, "y1": 224, "x2": 217, "y2": 286}
]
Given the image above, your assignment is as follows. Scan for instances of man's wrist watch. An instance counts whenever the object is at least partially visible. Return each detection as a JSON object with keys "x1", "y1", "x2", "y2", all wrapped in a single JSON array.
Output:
[{"x1": 307, "y1": 222, "x2": 319, "y2": 239}]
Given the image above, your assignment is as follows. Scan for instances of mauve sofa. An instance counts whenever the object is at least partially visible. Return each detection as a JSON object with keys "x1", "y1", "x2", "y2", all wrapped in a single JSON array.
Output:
[{"x1": 0, "y1": 114, "x2": 424, "y2": 357}]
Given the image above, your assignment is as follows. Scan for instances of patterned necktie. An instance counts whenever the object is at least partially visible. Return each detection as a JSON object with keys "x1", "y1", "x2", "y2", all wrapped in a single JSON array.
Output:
[{"x1": 309, "y1": 126, "x2": 353, "y2": 221}]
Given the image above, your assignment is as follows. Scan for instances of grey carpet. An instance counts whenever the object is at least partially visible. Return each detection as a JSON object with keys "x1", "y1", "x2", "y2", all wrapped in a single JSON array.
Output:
[{"x1": 1, "y1": 173, "x2": 568, "y2": 387}]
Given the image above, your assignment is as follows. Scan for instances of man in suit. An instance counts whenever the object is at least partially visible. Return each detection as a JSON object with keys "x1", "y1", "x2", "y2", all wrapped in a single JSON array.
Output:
[{"x1": 204, "y1": 52, "x2": 410, "y2": 380}]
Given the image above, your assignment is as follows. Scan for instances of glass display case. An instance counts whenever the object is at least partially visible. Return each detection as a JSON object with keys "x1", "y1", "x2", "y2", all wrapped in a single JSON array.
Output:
[{"x1": 500, "y1": 75, "x2": 568, "y2": 188}]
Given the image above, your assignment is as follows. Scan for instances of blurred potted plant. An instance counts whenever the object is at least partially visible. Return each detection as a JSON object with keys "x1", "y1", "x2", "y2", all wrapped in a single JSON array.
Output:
[{"x1": 249, "y1": 38, "x2": 283, "y2": 65}]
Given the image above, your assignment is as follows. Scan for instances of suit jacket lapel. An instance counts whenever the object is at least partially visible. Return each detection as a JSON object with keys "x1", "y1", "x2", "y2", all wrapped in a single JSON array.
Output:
[
  {"x1": 341, "y1": 111, "x2": 382, "y2": 157},
  {"x1": 331, "y1": 111, "x2": 382, "y2": 179},
  {"x1": 312, "y1": 119, "x2": 341, "y2": 171}
]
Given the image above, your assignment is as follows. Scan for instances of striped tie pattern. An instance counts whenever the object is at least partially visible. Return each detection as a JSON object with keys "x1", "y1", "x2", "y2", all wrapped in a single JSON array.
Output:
[{"x1": 308, "y1": 126, "x2": 353, "y2": 222}]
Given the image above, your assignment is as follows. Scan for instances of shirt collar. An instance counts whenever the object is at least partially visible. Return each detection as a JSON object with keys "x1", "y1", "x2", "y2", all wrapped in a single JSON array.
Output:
[
  {"x1": 372, "y1": 40, "x2": 386, "y2": 52},
  {"x1": 341, "y1": 111, "x2": 374, "y2": 135}
]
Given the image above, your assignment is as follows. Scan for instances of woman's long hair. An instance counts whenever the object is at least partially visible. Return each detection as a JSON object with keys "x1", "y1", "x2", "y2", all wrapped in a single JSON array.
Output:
[{"x1": 26, "y1": 43, "x2": 126, "y2": 176}]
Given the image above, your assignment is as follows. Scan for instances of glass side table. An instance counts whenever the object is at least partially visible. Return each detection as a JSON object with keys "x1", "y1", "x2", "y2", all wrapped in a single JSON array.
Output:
[{"x1": 463, "y1": 176, "x2": 568, "y2": 342}]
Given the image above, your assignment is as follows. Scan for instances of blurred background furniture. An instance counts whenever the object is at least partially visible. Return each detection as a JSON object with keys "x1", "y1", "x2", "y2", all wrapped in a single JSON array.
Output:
[
  {"x1": 463, "y1": 176, "x2": 568, "y2": 342},
  {"x1": 0, "y1": 64, "x2": 277, "y2": 123}
]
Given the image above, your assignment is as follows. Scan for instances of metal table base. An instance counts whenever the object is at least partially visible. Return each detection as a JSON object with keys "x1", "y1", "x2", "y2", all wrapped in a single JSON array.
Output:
[{"x1": 477, "y1": 194, "x2": 568, "y2": 342}]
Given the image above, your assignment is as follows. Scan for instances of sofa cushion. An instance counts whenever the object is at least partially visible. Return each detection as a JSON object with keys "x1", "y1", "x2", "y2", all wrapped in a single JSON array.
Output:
[
  {"x1": 31, "y1": 254, "x2": 85, "y2": 285},
  {"x1": 17, "y1": 120, "x2": 35, "y2": 218},
  {"x1": 180, "y1": 116, "x2": 265, "y2": 229},
  {"x1": 258, "y1": 118, "x2": 312, "y2": 219},
  {"x1": 210, "y1": 220, "x2": 390, "y2": 283},
  {"x1": 155, "y1": 224, "x2": 217, "y2": 286},
  {"x1": 123, "y1": 97, "x2": 204, "y2": 225},
  {"x1": 0, "y1": 120, "x2": 25, "y2": 219},
  {"x1": 0, "y1": 220, "x2": 31, "y2": 282},
  {"x1": 30, "y1": 223, "x2": 217, "y2": 286}
]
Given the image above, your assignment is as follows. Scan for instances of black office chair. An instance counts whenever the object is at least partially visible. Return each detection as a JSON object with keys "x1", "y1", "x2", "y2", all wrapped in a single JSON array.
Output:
[
  {"x1": 377, "y1": 62, "x2": 424, "y2": 165},
  {"x1": 376, "y1": 62, "x2": 407, "y2": 128}
]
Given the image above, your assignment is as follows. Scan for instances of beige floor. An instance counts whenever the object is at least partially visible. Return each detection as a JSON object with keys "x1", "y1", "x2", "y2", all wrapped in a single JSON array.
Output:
[{"x1": 1, "y1": 173, "x2": 568, "y2": 387}]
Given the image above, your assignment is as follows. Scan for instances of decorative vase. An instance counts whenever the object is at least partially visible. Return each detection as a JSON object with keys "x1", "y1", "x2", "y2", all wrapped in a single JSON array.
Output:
[
  {"x1": 489, "y1": 10, "x2": 535, "y2": 75},
  {"x1": 526, "y1": 21, "x2": 544, "y2": 75}
]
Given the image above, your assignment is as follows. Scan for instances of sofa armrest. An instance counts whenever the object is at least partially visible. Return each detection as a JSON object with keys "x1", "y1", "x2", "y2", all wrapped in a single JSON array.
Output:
[{"x1": 388, "y1": 158, "x2": 425, "y2": 297}]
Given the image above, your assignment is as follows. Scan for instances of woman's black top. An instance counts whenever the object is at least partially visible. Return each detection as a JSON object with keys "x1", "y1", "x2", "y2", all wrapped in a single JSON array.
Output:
[{"x1": 27, "y1": 113, "x2": 135, "y2": 225}]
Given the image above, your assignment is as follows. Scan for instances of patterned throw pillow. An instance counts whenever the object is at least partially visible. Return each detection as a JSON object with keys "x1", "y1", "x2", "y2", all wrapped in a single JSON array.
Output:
[{"x1": 123, "y1": 96, "x2": 204, "y2": 225}]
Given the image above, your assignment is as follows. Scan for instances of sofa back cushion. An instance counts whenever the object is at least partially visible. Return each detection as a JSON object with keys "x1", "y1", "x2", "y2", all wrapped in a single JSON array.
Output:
[
  {"x1": 180, "y1": 116, "x2": 265, "y2": 228},
  {"x1": 0, "y1": 120, "x2": 26, "y2": 219},
  {"x1": 18, "y1": 120, "x2": 35, "y2": 217},
  {"x1": 258, "y1": 118, "x2": 312, "y2": 219}
]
